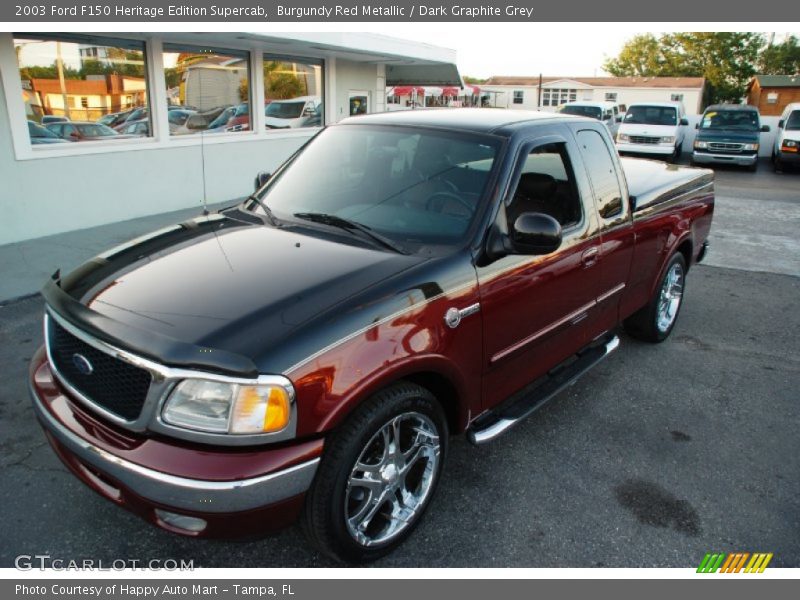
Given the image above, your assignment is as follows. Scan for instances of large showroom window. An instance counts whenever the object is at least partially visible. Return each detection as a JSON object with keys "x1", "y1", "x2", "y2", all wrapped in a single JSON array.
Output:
[
  {"x1": 162, "y1": 44, "x2": 251, "y2": 136},
  {"x1": 263, "y1": 55, "x2": 324, "y2": 130},
  {"x1": 13, "y1": 34, "x2": 150, "y2": 145}
]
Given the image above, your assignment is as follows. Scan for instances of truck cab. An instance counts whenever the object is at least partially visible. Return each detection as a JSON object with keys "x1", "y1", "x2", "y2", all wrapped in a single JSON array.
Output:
[{"x1": 773, "y1": 102, "x2": 800, "y2": 172}]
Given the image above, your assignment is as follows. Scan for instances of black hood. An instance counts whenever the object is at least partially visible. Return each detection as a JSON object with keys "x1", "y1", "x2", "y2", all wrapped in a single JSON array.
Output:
[{"x1": 54, "y1": 213, "x2": 434, "y2": 373}]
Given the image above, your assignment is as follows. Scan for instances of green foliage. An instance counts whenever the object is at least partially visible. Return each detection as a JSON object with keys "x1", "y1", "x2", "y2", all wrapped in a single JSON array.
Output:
[
  {"x1": 758, "y1": 35, "x2": 800, "y2": 75},
  {"x1": 604, "y1": 32, "x2": 765, "y2": 103},
  {"x1": 463, "y1": 76, "x2": 486, "y2": 84},
  {"x1": 264, "y1": 61, "x2": 307, "y2": 100}
]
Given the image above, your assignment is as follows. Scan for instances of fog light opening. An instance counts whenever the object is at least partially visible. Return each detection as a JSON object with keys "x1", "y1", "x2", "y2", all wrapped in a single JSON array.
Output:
[{"x1": 154, "y1": 509, "x2": 207, "y2": 533}]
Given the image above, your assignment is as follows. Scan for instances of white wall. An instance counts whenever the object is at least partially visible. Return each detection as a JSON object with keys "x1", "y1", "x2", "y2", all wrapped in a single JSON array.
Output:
[
  {"x1": 0, "y1": 76, "x2": 314, "y2": 245},
  {"x1": 0, "y1": 45, "x2": 390, "y2": 246}
]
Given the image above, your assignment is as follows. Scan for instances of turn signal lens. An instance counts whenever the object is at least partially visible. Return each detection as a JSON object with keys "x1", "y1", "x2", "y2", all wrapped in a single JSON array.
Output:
[{"x1": 230, "y1": 385, "x2": 291, "y2": 433}]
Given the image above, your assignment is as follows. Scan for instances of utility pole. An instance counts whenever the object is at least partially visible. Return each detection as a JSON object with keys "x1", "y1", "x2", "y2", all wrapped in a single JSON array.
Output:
[
  {"x1": 56, "y1": 41, "x2": 72, "y2": 120},
  {"x1": 537, "y1": 73, "x2": 542, "y2": 110}
]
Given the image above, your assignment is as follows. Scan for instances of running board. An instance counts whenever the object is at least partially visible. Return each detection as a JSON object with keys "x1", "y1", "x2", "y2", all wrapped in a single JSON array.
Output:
[{"x1": 467, "y1": 335, "x2": 620, "y2": 445}]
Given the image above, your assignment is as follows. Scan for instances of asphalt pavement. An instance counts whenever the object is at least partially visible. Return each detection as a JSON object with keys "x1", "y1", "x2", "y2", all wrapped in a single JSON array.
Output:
[{"x1": 0, "y1": 163, "x2": 798, "y2": 568}]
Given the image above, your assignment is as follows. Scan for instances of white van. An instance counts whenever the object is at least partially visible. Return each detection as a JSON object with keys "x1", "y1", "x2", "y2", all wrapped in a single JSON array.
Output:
[
  {"x1": 264, "y1": 96, "x2": 322, "y2": 129},
  {"x1": 615, "y1": 101, "x2": 689, "y2": 162},
  {"x1": 558, "y1": 101, "x2": 621, "y2": 137},
  {"x1": 773, "y1": 102, "x2": 800, "y2": 172}
]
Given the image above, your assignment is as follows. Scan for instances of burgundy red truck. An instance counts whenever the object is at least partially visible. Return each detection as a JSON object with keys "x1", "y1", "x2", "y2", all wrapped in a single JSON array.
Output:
[{"x1": 29, "y1": 109, "x2": 714, "y2": 562}]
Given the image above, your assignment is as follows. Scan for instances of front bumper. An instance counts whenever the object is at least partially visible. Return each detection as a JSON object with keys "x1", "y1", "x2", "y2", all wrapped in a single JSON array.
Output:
[
  {"x1": 616, "y1": 142, "x2": 675, "y2": 156},
  {"x1": 29, "y1": 348, "x2": 322, "y2": 537},
  {"x1": 692, "y1": 151, "x2": 758, "y2": 167},
  {"x1": 776, "y1": 149, "x2": 800, "y2": 165}
]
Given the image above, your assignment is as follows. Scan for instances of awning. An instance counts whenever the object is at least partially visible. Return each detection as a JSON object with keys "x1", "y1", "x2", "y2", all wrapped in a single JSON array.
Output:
[
  {"x1": 390, "y1": 86, "x2": 425, "y2": 96},
  {"x1": 386, "y1": 63, "x2": 462, "y2": 87}
]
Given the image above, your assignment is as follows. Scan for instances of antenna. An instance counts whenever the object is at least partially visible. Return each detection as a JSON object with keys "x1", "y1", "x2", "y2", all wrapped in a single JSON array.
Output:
[{"x1": 198, "y1": 59, "x2": 209, "y2": 216}]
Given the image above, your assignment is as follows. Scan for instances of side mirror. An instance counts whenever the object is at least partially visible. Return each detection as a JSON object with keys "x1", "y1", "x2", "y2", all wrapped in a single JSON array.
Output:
[
  {"x1": 254, "y1": 171, "x2": 271, "y2": 191},
  {"x1": 695, "y1": 123, "x2": 699, "y2": 129},
  {"x1": 761, "y1": 124, "x2": 771, "y2": 133},
  {"x1": 778, "y1": 119, "x2": 785, "y2": 129},
  {"x1": 303, "y1": 106, "x2": 314, "y2": 117},
  {"x1": 615, "y1": 115, "x2": 622, "y2": 123},
  {"x1": 680, "y1": 118, "x2": 689, "y2": 126},
  {"x1": 511, "y1": 213, "x2": 562, "y2": 255}
]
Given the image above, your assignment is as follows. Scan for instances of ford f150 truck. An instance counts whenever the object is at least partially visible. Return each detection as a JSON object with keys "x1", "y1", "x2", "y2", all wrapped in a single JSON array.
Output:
[{"x1": 29, "y1": 109, "x2": 714, "y2": 562}]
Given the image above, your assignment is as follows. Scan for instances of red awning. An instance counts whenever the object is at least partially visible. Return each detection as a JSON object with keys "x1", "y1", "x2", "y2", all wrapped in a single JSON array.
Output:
[
  {"x1": 391, "y1": 86, "x2": 425, "y2": 96},
  {"x1": 442, "y1": 87, "x2": 460, "y2": 97}
]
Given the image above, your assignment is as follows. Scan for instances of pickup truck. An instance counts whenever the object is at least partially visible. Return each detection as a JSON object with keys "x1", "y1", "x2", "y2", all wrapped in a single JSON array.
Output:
[{"x1": 29, "y1": 109, "x2": 714, "y2": 563}]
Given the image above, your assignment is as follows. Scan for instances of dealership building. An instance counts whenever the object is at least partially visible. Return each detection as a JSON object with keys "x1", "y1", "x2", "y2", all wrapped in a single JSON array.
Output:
[
  {"x1": 0, "y1": 32, "x2": 461, "y2": 245},
  {"x1": 480, "y1": 76, "x2": 707, "y2": 114}
]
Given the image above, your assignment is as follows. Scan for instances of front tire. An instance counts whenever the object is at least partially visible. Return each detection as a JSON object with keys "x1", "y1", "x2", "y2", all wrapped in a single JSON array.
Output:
[
  {"x1": 624, "y1": 253, "x2": 687, "y2": 343},
  {"x1": 302, "y1": 382, "x2": 448, "y2": 563}
]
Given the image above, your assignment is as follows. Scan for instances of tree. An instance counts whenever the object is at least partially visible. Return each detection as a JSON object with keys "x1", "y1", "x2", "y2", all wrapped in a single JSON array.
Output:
[
  {"x1": 463, "y1": 76, "x2": 486, "y2": 84},
  {"x1": 604, "y1": 32, "x2": 764, "y2": 103},
  {"x1": 758, "y1": 35, "x2": 800, "y2": 75}
]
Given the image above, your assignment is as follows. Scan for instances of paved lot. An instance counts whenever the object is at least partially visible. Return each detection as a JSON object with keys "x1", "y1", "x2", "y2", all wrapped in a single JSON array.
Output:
[{"x1": 0, "y1": 164, "x2": 798, "y2": 568}]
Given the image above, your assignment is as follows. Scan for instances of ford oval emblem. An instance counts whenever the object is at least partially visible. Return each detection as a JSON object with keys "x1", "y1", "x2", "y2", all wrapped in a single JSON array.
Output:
[{"x1": 72, "y1": 353, "x2": 94, "y2": 375}]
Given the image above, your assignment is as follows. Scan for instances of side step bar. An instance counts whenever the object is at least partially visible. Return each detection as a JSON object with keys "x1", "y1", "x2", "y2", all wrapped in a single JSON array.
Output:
[{"x1": 467, "y1": 334, "x2": 620, "y2": 445}]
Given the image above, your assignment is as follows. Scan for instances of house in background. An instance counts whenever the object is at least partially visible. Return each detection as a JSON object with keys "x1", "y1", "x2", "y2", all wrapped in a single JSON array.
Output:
[
  {"x1": 24, "y1": 74, "x2": 146, "y2": 121},
  {"x1": 746, "y1": 74, "x2": 800, "y2": 116},
  {"x1": 480, "y1": 76, "x2": 707, "y2": 114}
]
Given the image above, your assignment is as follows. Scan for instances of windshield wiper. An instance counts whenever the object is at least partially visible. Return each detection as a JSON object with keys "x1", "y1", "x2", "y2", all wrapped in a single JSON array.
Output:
[
  {"x1": 245, "y1": 194, "x2": 279, "y2": 226},
  {"x1": 293, "y1": 212, "x2": 408, "y2": 255}
]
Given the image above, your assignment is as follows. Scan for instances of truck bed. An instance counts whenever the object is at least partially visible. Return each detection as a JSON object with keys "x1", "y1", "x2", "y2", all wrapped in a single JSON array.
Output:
[{"x1": 621, "y1": 157, "x2": 714, "y2": 213}]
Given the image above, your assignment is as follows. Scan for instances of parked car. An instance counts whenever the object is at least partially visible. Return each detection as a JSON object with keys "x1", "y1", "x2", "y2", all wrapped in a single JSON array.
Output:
[
  {"x1": 46, "y1": 121, "x2": 136, "y2": 141},
  {"x1": 616, "y1": 101, "x2": 689, "y2": 162},
  {"x1": 166, "y1": 109, "x2": 196, "y2": 130},
  {"x1": 29, "y1": 109, "x2": 714, "y2": 563},
  {"x1": 225, "y1": 103, "x2": 250, "y2": 132},
  {"x1": 118, "y1": 118, "x2": 150, "y2": 137},
  {"x1": 205, "y1": 105, "x2": 237, "y2": 133},
  {"x1": 27, "y1": 120, "x2": 70, "y2": 145},
  {"x1": 41, "y1": 115, "x2": 69, "y2": 125},
  {"x1": 264, "y1": 96, "x2": 322, "y2": 129},
  {"x1": 773, "y1": 102, "x2": 800, "y2": 172},
  {"x1": 691, "y1": 104, "x2": 769, "y2": 171},
  {"x1": 172, "y1": 106, "x2": 232, "y2": 135},
  {"x1": 559, "y1": 101, "x2": 621, "y2": 137}
]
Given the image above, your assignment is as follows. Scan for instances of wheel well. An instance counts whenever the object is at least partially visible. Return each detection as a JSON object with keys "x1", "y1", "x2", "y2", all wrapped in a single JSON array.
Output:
[
  {"x1": 676, "y1": 238, "x2": 693, "y2": 270},
  {"x1": 403, "y1": 372, "x2": 462, "y2": 434}
]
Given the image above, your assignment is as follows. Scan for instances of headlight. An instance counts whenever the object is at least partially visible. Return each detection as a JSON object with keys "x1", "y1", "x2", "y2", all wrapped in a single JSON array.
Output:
[
  {"x1": 162, "y1": 379, "x2": 293, "y2": 434},
  {"x1": 694, "y1": 140, "x2": 708, "y2": 149},
  {"x1": 661, "y1": 136, "x2": 676, "y2": 144},
  {"x1": 742, "y1": 143, "x2": 759, "y2": 151},
  {"x1": 782, "y1": 140, "x2": 798, "y2": 148},
  {"x1": 617, "y1": 133, "x2": 630, "y2": 142}
]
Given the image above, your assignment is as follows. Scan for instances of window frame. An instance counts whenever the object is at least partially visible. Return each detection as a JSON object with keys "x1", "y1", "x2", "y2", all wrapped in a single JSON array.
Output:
[
  {"x1": 513, "y1": 90, "x2": 524, "y2": 104},
  {"x1": 1, "y1": 32, "x2": 328, "y2": 161}
]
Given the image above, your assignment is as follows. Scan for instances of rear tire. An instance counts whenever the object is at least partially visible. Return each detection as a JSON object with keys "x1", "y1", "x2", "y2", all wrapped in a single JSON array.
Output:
[
  {"x1": 302, "y1": 382, "x2": 448, "y2": 563},
  {"x1": 624, "y1": 253, "x2": 687, "y2": 343}
]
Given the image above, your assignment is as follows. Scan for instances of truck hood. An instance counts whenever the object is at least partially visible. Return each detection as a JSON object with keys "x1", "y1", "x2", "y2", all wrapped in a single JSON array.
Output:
[
  {"x1": 694, "y1": 128, "x2": 760, "y2": 144},
  {"x1": 56, "y1": 213, "x2": 427, "y2": 371}
]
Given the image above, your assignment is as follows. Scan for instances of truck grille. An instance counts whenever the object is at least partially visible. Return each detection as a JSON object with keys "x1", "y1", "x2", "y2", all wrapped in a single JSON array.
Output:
[
  {"x1": 629, "y1": 135, "x2": 662, "y2": 145},
  {"x1": 47, "y1": 316, "x2": 152, "y2": 421},
  {"x1": 709, "y1": 142, "x2": 744, "y2": 153}
]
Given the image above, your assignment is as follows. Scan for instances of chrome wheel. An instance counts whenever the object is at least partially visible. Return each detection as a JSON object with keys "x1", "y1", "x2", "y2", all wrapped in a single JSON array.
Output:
[
  {"x1": 344, "y1": 412, "x2": 441, "y2": 547},
  {"x1": 656, "y1": 262, "x2": 684, "y2": 333}
]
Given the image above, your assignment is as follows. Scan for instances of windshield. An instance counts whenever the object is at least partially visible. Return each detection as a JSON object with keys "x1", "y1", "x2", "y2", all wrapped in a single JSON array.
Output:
[
  {"x1": 208, "y1": 108, "x2": 233, "y2": 129},
  {"x1": 623, "y1": 106, "x2": 677, "y2": 126},
  {"x1": 266, "y1": 101, "x2": 306, "y2": 119},
  {"x1": 560, "y1": 105, "x2": 602, "y2": 120},
  {"x1": 234, "y1": 103, "x2": 249, "y2": 117},
  {"x1": 786, "y1": 110, "x2": 800, "y2": 131},
  {"x1": 253, "y1": 125, "x2": 500, "y2": 250},
  {"x1": 700, "y1": 109, "x2": 759, "y2": 131},
  {"x1": 77, "y1": 124, "x2": 118, "y2": 137}
]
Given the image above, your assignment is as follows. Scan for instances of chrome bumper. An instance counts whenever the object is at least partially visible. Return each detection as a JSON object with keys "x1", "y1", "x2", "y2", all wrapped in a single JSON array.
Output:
[
  {"x1": 692, "y1": 151, "x2": 757, "y2": 166},
  {"x1": 29, "y1": 380, "x2": 319, "y2": 514}
]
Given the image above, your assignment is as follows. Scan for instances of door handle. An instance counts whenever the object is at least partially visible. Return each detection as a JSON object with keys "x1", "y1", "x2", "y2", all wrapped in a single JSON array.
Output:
[{"x1": 581, "y1": 247, "x2": 600, "y2": 268}]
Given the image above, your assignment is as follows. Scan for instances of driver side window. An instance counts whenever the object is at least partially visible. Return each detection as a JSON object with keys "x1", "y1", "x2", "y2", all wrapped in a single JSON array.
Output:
[{"x1": 506, "y1": 143, "x2": 582, "y2": 230}]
